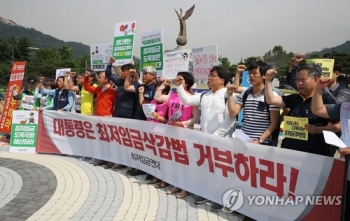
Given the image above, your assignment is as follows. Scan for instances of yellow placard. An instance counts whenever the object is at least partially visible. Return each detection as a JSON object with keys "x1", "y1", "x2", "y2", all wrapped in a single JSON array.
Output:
[
  {"x1": 306, "y1": 59, "x2": 334, "y2": 78},
  {"x1": 283, "y1": 116, "x2": 308, "y2": 141}
]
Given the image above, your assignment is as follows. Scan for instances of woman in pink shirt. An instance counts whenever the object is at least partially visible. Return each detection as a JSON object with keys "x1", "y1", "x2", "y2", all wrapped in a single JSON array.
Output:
[
  {"x1": 154, "y1": 72, "x2": 199, "y2": 199},
  {"x1": 139, "y1": 80, "x2": 171, "y2": 123}
]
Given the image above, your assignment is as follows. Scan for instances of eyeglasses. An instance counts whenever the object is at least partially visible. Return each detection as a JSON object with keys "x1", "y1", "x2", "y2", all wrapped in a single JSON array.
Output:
[{"x1": 208, "y1": 74, "x2": 219, "y2": 78}]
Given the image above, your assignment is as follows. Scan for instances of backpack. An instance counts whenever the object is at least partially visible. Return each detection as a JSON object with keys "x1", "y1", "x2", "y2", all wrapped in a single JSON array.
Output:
[{"x1": 242, "y1": 87, "x2": 280, "y2": 141}]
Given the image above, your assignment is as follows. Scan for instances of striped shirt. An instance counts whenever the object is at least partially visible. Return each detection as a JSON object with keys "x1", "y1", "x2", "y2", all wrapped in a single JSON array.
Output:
[{"x1": 237, "y1": 88, "x2": 280, "y2": 144}]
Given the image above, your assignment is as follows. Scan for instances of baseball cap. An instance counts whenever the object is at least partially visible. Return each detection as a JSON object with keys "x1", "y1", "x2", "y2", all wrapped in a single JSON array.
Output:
[
  {"x1": 27, "y1": 77, "x2": 37, "y2": 84},
  {"x1": 43, "y1": 80, "x2": 51, "y2": 86},
  {"x1": 143, "y1": 66, "x2": 157, "y2": 76}
]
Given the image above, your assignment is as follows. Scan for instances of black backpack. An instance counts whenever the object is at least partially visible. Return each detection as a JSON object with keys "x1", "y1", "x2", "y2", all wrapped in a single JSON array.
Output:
[{"x1": 242, "y1": 87, "x2": 280, "y2": 141}]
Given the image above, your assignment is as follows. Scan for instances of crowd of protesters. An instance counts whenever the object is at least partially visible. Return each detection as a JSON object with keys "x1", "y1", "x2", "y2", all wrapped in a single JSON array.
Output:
[{"x1": 6, "y1": 53, "x2": 350, "y2": 214}]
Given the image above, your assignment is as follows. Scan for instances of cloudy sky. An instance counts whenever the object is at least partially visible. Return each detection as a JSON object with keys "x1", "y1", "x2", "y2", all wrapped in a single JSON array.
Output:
[{"x1": 1, "y1": 0, "x2": 349, "y2": 63}]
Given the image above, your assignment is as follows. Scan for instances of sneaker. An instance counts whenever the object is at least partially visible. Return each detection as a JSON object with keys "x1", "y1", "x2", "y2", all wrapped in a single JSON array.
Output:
[
  {"x1": 104, "y1": 162, "x2": 116, "y2": 169},
  {"x1": 89, "y1": 158, "x2": 98, "y2": 164},
  {"x1": 194, "y1": 196, "x2": 208, "y2": 204},
  {"x1": 79, "y1": 157, "x2": 89, "y2": 161},
  {"x1": 129, "y1": 169, "x2": 147, "y2": 176},
  {"x1": 145, "y1": 174, "x2": 154, "y2": 180},
  {"x1": 210, "y1": 203, "x2": 223, "y2": 212},
  {"x1": 222, "y1": 206, "x2": 234, "y2": 213}
]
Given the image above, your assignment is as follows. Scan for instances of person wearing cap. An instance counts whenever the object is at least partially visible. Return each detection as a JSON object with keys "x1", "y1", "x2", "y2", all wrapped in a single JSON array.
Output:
[
  {"x1": 12, "y1": 76, "x2": 41, "y2": 110},
  {"x1": 34, "y1": 79, "x2": 56, "y2": 111},
  {"x1": 65, "y1": 70, "x2": 97, "y2": 115},
  {"x1": 125, "y1": 66, "x2": 156, "y2": 120},
  {"x1": 122, "y1": 65, "x2": 156, "y2": 176}
]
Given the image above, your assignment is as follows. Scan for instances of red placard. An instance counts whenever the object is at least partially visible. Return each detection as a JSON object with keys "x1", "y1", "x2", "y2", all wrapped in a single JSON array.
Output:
[{"x1": 0, "y1": 62, "x2": 26, "y2": 134}]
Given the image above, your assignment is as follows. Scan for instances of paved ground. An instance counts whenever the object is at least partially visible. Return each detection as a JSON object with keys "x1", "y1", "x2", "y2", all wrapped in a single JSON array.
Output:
[{"x1": 0, "y1": 141, "x2": 247, "y2": 221}]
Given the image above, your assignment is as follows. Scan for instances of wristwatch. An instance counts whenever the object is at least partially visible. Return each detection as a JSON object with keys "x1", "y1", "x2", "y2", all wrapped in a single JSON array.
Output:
[{"x1": 258, "y1": 138, "x2": 264, "y2": 144}]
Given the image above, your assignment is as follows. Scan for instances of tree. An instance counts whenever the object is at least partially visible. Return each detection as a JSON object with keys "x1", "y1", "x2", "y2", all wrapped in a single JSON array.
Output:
[
  {"x1": 243, "y1": 56, "x2": 258, "y2": 67},
  {"x1": 219, "y1": 56, "x2": 237, "y2": 79}
]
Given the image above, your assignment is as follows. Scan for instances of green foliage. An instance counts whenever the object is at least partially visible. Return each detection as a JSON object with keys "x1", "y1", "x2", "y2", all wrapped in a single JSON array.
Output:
[
  {"x1": 219, "y1": 56, "x2": 237, "y2": 79},
  {"x1": 0, "y1": 21, "x2": 89, "y2": 59}
]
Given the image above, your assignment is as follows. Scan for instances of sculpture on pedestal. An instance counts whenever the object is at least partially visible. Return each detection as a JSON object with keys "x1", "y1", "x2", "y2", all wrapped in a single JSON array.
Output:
[{"x1": 174, "y1": 4, "x2": 195, "y2": 47}]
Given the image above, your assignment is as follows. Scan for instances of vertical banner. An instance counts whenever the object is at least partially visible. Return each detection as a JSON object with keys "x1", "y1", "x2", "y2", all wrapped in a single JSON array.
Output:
[
  {"x1": 306, "y1": 59, "x2": 334, "y2": 78},
  {"x1": 9, "y1": 110, "x2": 38, "y2": 153},
  {"x1": 90, "y1": 43, "x2": 113, "y2": 71},
  {"x1": 163, "y1": 49, "x2": 190, "y2": 79},
  {"x1": 192, "y1": 44, "x2": 219, "y2": 79},
  {"x1": 112, "y1": 20, "x2": 136, "y2": 66},
  {"x1": 140, "y1": 28, "x2": 164, "y2": 77},
  {"x1": 0, "y1": 62, "x2": 26, "y2": 134},
  {"x1": 55, "y1": 68, "x2": 71, "y2": 79}
]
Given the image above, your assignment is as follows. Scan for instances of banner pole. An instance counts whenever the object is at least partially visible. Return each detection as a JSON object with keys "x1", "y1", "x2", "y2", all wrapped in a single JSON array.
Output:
[{"x1": 341, "y1": 155, "x2": 350, "y2": 221}]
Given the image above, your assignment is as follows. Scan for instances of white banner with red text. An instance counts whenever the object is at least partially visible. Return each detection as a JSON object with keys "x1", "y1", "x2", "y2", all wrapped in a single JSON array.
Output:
[{"x1": 37, "y1": 111, "x2": 344, "y2": 221}]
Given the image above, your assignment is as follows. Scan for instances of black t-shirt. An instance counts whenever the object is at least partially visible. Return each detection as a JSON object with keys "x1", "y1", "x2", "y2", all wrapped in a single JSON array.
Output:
[
  {"x1": 134, "y1": 82, "x2": 156, "y2": 120},
  {"x1": 281, "y1": 92, "x2": 337, "y2": 157}
]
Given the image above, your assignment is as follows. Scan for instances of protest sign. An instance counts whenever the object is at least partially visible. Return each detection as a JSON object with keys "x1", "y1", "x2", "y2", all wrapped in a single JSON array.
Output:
[
  {"x1": 192, "y1": 44, "x2": 219, "y2": 79},
  {"x1": 140, "y1": 28, "x2": 163, "y2": 77},
  {"x1": 112, "y1": 20, "x2": 136, "y2": 66},
  {"x1": 9, "y1": 110, "x2": 38, "y2": 153},
  {"x1": 163, "y1": 49, "x2": 190, "y2": 79},
  {"x1": 142, "y1": 103, "x2": 156, "y2": 119},
  {"x1": 306, "y1": 59, "x2": 334, "y2": 78},
  {"x1": 0, "y1": 62, "x2": 26, "y2": 134},
  {"x1": 283, "y1": 116, "x2": 308, "y2": 141},
  {"x1": 55, "y1": 68, "x2": 71, "y2": 79},
  {"x1": 90, "y1": 43, "x2": 113, "y2": 71}
]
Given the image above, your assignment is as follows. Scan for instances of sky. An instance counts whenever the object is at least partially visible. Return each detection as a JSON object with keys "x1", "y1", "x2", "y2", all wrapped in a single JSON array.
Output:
[{"x1": 1, "y1": 0, "x2": 350, "y2": 63}]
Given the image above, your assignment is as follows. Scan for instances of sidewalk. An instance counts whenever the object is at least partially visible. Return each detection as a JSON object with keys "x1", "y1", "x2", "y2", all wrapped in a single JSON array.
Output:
[{"x1": 0, "y1": 143, "x2": 246, "y2": 221}]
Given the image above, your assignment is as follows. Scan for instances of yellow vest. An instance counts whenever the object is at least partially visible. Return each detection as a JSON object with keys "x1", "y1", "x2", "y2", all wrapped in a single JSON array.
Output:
[{"x1": 81, "y1": 84, "x2": 97, "y2": 115}]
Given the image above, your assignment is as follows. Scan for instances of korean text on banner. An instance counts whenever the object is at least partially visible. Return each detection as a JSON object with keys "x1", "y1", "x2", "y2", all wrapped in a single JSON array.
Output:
[
  {"x1": 90, "y1": 43, "x2": 113, "y2": 71},
  {"x1": 38, "y1": 111, "x2": 344, "y2": 221},
  {"x1": 283, "y1": 116, "x2": 308, "y2": 141},
  {"x1": 163, "y1": 49, "x2": 190, "y2": 79},
  {"x1": 306, "y1": 59, "x2": 334, "y2": 78},
  {"x1": 192, "y1": 44, "x2": 219, "y2": 79},
  {"x1": 112, "y1": 20, "x2": 136, "y2": 66},
  {"x1": 55, "y1": 68, "x2": 71, "y2": 79},
  {"x1": 140, "y1": 28, "x2": 163, "y2": 77},
  {"x1": 0, "y1": 61, "x2": 26, "y2": 134},
  {"x1": 9, "y1": 110, "x2": 38, "y2": 153}
]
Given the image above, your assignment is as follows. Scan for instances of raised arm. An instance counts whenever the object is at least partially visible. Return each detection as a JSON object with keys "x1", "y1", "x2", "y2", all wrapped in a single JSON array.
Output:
[
  {"x1": 83, "y1": 72, "x2": 97, "y2": 94},
  {"x1": 232, "y1": 64, "x2": 246, "y2": 93},
  {"x1": 174, "y1": 76, "x2": 200, "y2": 106},
  {"x1": 226, "y1": 85, "x2": 243, "y2": 117},
  {"x1": 311, "y1": 77, "x2": 332, "y2": 118},
  {"x1": 138, "y1": 86, "x2": 145, "y2": 105},
  {"x1": 123, "y1": 69, "x2": 137, "y2": 93},
  {"x1": 64, "y1": 72, "x2": 70, "y2": 90},
  {"x1": 106, "y1": 57, "x2": 123, "y2": 86},
  {"x1": 265, "y1": 69, "x2": 285, "y2": 107},
  {"x1": 154, "y1": 80, "x2": 170, "y2": 103}
]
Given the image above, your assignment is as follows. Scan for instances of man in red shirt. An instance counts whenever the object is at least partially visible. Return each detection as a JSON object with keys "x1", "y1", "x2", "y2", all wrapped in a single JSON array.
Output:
[{"x1": 84, "y1": 71, "x2": 117, "y2": 167}]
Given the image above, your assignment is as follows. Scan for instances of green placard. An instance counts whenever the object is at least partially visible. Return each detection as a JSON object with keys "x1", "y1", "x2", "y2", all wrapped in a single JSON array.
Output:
[{"x1": 112, "y1": 35, "x2": 134, "y2": 60}]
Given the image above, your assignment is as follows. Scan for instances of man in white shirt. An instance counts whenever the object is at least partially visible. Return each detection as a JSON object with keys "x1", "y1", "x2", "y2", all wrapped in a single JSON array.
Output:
[{"x1": 174, "y1": 66, "x2": 237, "y2": 212}]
